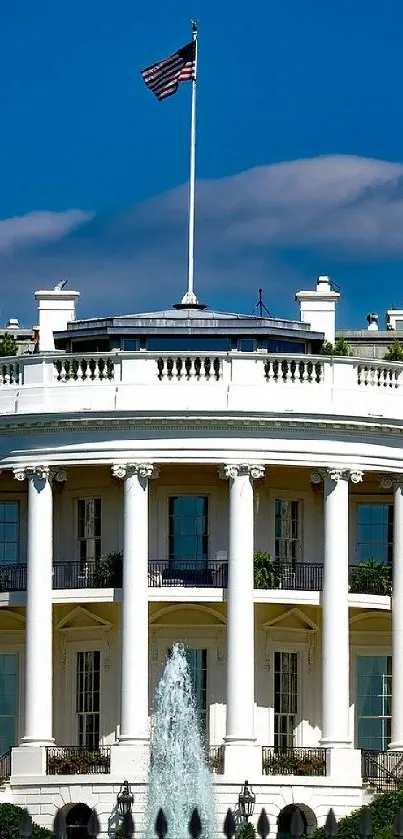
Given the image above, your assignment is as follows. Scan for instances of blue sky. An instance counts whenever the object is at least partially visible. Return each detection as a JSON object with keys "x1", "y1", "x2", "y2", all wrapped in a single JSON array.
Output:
[{"x1": 1, "y1": 0, "x2": 403, "y2": 329}]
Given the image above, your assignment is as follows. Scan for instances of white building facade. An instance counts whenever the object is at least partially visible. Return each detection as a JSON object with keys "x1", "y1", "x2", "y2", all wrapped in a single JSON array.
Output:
[{"x1": 0, "y1": 278, "x2": 402, "y2": 835}]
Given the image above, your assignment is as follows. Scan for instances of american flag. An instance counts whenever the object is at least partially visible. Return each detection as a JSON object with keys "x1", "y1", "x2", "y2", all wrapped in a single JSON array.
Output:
[{"x1": 141, "y1": 41, "x2": 196, "y2": 101}]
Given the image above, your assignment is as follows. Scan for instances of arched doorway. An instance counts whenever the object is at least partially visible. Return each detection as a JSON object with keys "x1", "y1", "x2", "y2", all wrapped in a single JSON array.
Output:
[
  {"x1": 277, "y1": 805, "x2": 307, "y2": 839},
  {"x1": 66, "y1": 803, "x2": 93, "y2": 839}
]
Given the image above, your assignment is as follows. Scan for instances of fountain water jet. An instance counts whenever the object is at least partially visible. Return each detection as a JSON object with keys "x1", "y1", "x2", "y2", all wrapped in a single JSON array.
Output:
[{"x1": 146, "y1": 643, "x2": 216, "y2": 839}]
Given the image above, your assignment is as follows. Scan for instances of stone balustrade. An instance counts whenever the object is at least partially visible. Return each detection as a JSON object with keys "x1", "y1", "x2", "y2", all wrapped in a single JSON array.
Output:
[{"x1": 0, "y1": 351, "x2": 402, "y2": 420}]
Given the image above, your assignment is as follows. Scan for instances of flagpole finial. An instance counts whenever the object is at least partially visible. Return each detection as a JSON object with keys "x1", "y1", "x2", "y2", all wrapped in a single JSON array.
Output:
[{"x1": 192, "y1": 19, "x2": 197, "y2": 35}]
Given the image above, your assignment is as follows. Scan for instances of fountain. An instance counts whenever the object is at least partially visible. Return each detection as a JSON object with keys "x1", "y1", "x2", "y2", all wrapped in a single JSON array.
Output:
[{"x1": 146, "y1": 643, "x2": 216, "y2": 839}]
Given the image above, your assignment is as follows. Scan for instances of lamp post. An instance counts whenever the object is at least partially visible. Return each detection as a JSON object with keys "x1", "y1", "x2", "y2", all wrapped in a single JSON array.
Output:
[
  {"x1": 117, "y1": 780, "x2": 134, "y2": 816},
  {"x1": 238, "y1": 780, "x2": 256, "y2": 823}
]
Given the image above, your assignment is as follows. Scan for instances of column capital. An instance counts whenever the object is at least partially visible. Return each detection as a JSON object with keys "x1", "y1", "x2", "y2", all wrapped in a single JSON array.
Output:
[
  {"x1": 13, "y1": 465, "x2": 67, "y2": 483},
  {"x1": 111, "y1": 462, "x2": 159, "y2": 480},
  {"x1": 320, "y1": 467, "x2": 364, "y2": 484},
  {"x1": 13, "y1": 465, "x2": 50, "y2": 482},
  {"x1": 218, "y1": 463, "x2": 265, "y2": 481},
  {"x1": 380, "y1": 474, "x2": 403, "y2": 490}
]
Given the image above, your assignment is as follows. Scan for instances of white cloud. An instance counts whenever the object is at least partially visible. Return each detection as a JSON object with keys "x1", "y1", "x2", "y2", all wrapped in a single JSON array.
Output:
[
  {"x1": 135, "y1": 155, "x2": 403, "y2": 253},
  {"x1": 0, "y1": 209, "x2": 93, "y2": 254},
  {"x1": 2, "y1": 154, "x2": 403, "y2": 323}
]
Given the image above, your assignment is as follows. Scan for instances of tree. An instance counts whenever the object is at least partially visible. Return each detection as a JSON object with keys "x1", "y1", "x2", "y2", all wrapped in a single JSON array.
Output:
[
  {"x1": 321, "y1": 337, "x2": 351, "y2": 357},
  {"x1": 309, "y1": 785, "x2": 403, "y2": 839},
  {"x1": 384, "y1": 340, "x2": 403, "y2": 362},
  {"x1": 0, "y1": 333, "x2": 17, "y2": 357}
]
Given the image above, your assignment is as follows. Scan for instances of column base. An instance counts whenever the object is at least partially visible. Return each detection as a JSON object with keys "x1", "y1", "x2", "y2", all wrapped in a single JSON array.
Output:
[
  {"x1": 110, "y1": 741, "x2": 150, "y2": 778},
  {"x1": 224, "y1": 741, "x2": 261, "y2": 778},
  {"x1": 11, "y1": 746, "x2": 46, "y2": 777},
  {"x1": 326, "y1": 747, "x2": 362, "y2": 785}
]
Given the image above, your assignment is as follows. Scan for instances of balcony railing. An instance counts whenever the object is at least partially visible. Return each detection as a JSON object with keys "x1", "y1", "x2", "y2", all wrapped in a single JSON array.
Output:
[
  {"x1": 262, "y1": 746, "x2": 327, "y2": 776},
  {"x1": 45, "y1": 746, "x2": 111, "y2": 775},
  {"x1": 362, "y1": 750, "x2": 403, "y2": 791},
  {"x1": 148, "y1": 561, "x2": 228, "y2": 587},
  {"x1": 0, "y1": 749, "x2": 11, "y2": 783},
  {"x1": 0, "y1": 560, "x2": 394, "y2": 595},
  {"x1": 208, "y1": 745, "x2": 224, "y2": 774}
]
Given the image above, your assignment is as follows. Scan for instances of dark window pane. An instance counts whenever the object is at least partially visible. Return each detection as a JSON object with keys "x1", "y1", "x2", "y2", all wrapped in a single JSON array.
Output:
[
  {"x1": 0, "y1": 503, "x2": 19, "y2": 565},
  {"x1": 169, "y1": 496, "x2": 208, "y2": 563},
  {"x1": 147, "y1": 337, "x2": 230, "y2": 351}
]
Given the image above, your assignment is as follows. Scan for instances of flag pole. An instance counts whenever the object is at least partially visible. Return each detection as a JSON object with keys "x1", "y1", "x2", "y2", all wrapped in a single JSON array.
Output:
[{"x1": 182, "y1": 20, "x2": 198, "y2": 305}]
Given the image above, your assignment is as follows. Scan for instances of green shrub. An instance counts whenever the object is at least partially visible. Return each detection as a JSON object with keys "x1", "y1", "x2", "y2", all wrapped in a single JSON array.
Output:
[
  {"x1": 349, "y1": 561, "x2": 392, "y2": 596},
  {"x1": 0, "y1": 334, "x2": 17, "y2": 358},
  {"x1": 0, "y1": 803, "x2": 53, "y2": 839},
  {"x1": 93, "y1": 552, "x2": 123, "y2": 587},
  {"x1": 236, "y1": 822, "x2": 257, "y2": 839},
  {"x1": 384, "y1": 341, "x2": 403, "y2": 362},
  {"x1": 310, "y1": 786, "x2": 403, "y2": 839},
  {"x1": 253, "y1": 551, "x2": 279, "y2": 589},
  {"x1": 321, "y1": 337, "x2": 351, "y2": 357}
]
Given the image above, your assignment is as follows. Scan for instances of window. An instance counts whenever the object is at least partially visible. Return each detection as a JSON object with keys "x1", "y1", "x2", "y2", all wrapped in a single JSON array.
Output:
[
  {"x1": 185, "y1": 648, "x2": 207, "y2": 736},
  {"x1": 267, "y1": 340, "x2": 306, "y2": 354},
  {"x1": 76, "y1": 651, "x2": 100, "y2": 749},
  {"x1": 356, "y1": 656, "x2": 391, "y2": 750},
  {"x1": 275, "y1": 500, "x2": 301, "y2": 564},
  {"x1": 356, "y1": 504, "x2": 393, "y2": 564},
  {"x1": 0, "y1": 503, "x2": 19, "y2": 565},
  {"x1": 0, "y1": 654, "x2": 18, "y2": 753},
  {"x1": 77, "y1": 499, "x2": 101, "y2": 564},
  {"x1": 274, "y1": 652, "x2": 298, "y2": 749},
  {"x1": 168, "y1": 496, "x2": 208, "y2": 565},
  {"x1": 147, "y1": 336, "x2": 230, "y2": 352}
]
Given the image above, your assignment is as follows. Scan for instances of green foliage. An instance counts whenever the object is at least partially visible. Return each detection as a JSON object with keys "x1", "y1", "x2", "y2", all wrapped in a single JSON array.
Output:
[
  {"x1": 47, "y1": 750, "x2": 110, "y2": 774},
  {"x1": 253, "y1": 551, "x2": 278, "y2": 589},
  {"x1": 309, "y1": 786, "x2": 403, "y2": 839},
  {"x1": 321, "y1": 337, "x2": 351, "y2": 357},
  {"x1": 236, "y1": 822, "x2": 257, "y2": 839},
  {"x1": 93, "y1": 552, "x2": 123, "y2": 587},
  {"x1": 0, "y1": 333, "x2": 17, "y2": 358},
  {"x1": 0, "y1": 803, "x2": 53, "y2": 839},
  {"x1": 262, "y1": 751, "x2": 326, "y2": 776},
  {"x1": 384, "y1": 340, "x2": 403, "y2": 361},
  {"x1": 349, "y1": 560, "x2": 392, "y2": 596}
]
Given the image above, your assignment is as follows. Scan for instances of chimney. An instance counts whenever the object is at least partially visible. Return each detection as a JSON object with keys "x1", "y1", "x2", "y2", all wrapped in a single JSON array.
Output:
[
  {"x1": 6, "y1": 318, "x2": 19, "y2": 329},
  {"x1": 367, "y1": 313, "x2": 379, "y2": 331},
  {"x1": 34, "y1": 287, "x2": 80, "y2": 352},
  {"x1": 295, "y1": 275, "x2": 340, "y2": 344}
]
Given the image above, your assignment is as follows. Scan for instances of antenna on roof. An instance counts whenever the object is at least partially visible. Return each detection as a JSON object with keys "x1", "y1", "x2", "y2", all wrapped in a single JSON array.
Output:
[{"x1": 252, "y1": 288, "x2": 272, "y2": 318}]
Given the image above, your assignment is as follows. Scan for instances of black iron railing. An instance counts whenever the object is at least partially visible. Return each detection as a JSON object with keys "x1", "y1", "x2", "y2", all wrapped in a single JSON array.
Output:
[
  {"x1": 0, "y1": 559, "x2": 394, "y2": 595},
  {"x1": 274, "y1": 563, "x2": 324, "y2": 591},
  {"x1": 362, "y1": 749, "x2": 403, "y2": 791},
  {"x1": 52, "y1": 562, "x2": 122, "y2": 589},
  {"x1": 46, "y1": 746, "x2": 110, "y2": 775},
  {"x1": 208, "y1": 745, "x2": 224, "y2": 774},
  {"x1": 262, "y1": 746, "x2": 327, "y2": 776},
  {"x1": 0, "y1": 564, "x2": 27, "y2": 592},
  {"x1": 0, "y1": 748, "x2": 11, "y2": 782},
  {"x1": 148, "y1": 561, "x2": 228, "y2": 587}
]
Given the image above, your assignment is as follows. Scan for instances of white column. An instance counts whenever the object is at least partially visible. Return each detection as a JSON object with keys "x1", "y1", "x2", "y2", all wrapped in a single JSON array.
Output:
[
  {"x1": 112, "y1": 462, "x2": 158, "y2": 745},
  {"x1": 220, "y1": 463, "x2": 264, "y2": 745},
  {"x1": 14, "y1": 465, "x2": 54, "y2": 746},
  {"x1": 390, "y1": 477, "x2": 403, "y2": 750},
  {"x1": 321, "y1": 468, "x2": 361, "y2": 748}
]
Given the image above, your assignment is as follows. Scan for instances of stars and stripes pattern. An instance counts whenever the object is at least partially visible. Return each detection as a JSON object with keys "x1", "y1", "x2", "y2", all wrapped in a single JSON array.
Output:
[{"x1": 141, "y1": 41, "x2": 196, "y2": 101}]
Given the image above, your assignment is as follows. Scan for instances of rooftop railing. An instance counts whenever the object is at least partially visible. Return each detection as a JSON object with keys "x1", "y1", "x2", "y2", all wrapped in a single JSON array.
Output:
[{"x1": 2, "y1": 351, "x2": 403, "y2": 420}]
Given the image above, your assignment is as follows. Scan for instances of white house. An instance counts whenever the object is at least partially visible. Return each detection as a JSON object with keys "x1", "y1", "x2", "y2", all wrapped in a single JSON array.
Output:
[{"x1": 0, "y1": 276, "x2": 402, "y2": 836}]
